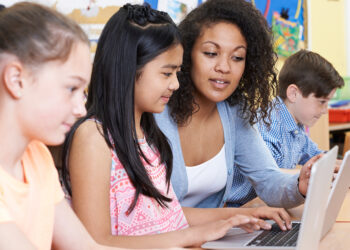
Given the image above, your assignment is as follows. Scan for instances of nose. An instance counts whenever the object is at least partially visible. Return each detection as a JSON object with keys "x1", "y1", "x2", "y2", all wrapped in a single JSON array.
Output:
[
  {"x1": 321, "y1": 103, "x2": 328, "y2": 114},
  {"x1": 73, "y1": 94, "x2": 87, "y2": 118},
  {"x1": 214, "y1": 56, "x2": 230, "y2": 74},
  {"x1": 169, "y1": 74, "x2": 180, "y2": 91}
]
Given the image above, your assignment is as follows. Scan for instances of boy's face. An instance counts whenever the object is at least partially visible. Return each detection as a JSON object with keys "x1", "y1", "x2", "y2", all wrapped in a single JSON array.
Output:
[{"x1": 291, "y1": 88, "x2": 336, "y2": 127}]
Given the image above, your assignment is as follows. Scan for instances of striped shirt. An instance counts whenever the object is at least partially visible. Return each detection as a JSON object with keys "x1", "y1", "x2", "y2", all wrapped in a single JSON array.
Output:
[{"x1": 257, "y1": 97, "x2": 323, "y2": 169}]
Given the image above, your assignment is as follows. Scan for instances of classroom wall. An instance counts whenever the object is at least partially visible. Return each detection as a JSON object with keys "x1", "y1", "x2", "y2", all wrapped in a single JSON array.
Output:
[{"x1": 307, "y1": 0, "x2": 346, "y2": 151}]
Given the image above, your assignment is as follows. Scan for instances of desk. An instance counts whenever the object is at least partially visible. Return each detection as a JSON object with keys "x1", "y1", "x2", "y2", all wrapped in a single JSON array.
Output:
[{"x1": 242, "y1": 168, "x2": 350, "y2": 249}]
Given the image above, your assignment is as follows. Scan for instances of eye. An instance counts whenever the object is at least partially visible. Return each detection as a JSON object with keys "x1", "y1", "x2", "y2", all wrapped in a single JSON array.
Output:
[
  {"x1": 232, "y1": 56, "x2": 245, "y2": 61},
  {"x1": 162, "y1": 72, "x2": 172, "y2": 77},
  {"x1": 68, "y1": 86, "x2": 78, "y2": 92},
  {"x1": 203, "y1": 52, "x2": 217, "y2": 57}
]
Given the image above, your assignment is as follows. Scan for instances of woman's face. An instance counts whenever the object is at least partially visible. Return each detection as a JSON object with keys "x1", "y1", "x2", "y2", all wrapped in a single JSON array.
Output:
[{"x1": 190, "y1": 22, "x2": 247, "y2": 104}]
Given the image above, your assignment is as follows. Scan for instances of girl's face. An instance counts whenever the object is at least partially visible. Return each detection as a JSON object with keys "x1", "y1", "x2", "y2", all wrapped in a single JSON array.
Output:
[
  {"x1": 190, "y1": 22, "x2": 247, "y2": 104},
  {"x1": 18, "y1": 42, "x2": 91, "y2": 145},
  {"x1": 134, "y1": 44, "x2": 183, "y2": 115}
]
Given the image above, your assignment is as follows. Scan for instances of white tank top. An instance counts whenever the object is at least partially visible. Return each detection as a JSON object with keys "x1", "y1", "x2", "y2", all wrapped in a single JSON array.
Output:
[{"x1": 182, "y1": 145, "x2": 227, "y2": 207}]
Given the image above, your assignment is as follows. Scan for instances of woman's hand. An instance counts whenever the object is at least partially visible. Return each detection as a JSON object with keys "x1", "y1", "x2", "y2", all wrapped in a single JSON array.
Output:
[
  {"x1": 249, "y1": 206, "x2": 291, "y2": 231},
  {"x1": 189, "y1": 214, "x2": 263, "y2": 247}
]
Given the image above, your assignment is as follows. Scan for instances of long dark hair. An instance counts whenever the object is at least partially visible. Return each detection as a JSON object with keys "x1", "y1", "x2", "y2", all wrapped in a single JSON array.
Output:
[
  {"x1": 61, "y1": 4, "x2": 181, "y2": 213},
  {"x1": 169, "y1": 0, "x2": 277, "y2": 126}
]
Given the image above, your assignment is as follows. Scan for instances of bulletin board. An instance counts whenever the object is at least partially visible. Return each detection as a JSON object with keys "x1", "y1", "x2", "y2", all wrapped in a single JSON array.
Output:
[
  {"x1": 2, "y1": 0, "x2": 308, "y2": 58},
  {"x1": 250, "y1": 0, "x2": 307, "y2": 57}
]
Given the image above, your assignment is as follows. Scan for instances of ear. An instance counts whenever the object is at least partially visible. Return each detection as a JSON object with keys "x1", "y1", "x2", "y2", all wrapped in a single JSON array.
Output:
[
  {"x1": 286, "y1": 84, "x2": 300, "y2": 103},
  {"x1": 2, "y1": 60, "x2": 25, "y2": 99}
]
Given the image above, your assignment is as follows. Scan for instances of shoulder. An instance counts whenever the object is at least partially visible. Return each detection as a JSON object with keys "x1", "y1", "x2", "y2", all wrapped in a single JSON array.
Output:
[
  {"x1": 70, "y1": 120, "x2": 111, "y2": 169},
  {"x1": 24, "y1": 141, "x2": 56, "y2": 174},
  {"x1": 26, "y1": 140, "x2": 52, "y2": 161},
  {"x1": 73, "y1": 120, "x2": 107, "y2": 151}
]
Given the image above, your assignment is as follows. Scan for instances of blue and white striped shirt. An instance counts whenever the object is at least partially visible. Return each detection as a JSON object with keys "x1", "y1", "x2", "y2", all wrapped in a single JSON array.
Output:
[{"x1": 257, "y1": 97, "x2": 323, "y2": 169}]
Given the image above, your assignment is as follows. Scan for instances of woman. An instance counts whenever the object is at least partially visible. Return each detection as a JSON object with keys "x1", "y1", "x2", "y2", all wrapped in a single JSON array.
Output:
[{"x1": 155, "y1": 0, "x2": 315, "y2": 212}]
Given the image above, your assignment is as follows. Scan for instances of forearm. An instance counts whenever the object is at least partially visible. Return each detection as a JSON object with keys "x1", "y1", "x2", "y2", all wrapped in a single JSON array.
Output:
[
  {"x1": 256, "y1": 173, "x2": 304, "y2": 208},
  {"x1": 90, "y1": 228, "x2": 199, "y2": 249},
  {"x1": 182, "y1": 206, "x2": 253, "y2": 226}
]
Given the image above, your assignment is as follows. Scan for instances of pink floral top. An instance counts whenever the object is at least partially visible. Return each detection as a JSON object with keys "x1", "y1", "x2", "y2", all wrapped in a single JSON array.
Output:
[{"x1": 109, "y1": 137, "x2": 188, "y2": 235}]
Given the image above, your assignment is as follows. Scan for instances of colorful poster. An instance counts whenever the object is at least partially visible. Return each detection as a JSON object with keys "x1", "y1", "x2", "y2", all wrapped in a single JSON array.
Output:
[
  {"x1": 272, "y1": 11, "x2": 302, "y2": 57},
  {"x1": 156, "y1": 0, "x2": 198, "y2": 24}
]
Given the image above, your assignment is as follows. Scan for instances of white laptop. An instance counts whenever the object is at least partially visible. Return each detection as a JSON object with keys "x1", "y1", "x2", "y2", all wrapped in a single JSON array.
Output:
[
  {"x1": 202, "y1": 146, "x2": 338, "y2": 250},
  {"x1": 321, "y1": 149, "x2": 350, "y2": 238}
]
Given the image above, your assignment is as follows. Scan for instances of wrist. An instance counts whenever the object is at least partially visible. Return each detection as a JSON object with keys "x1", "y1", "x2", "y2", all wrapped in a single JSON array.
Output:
[{"x1": 297, "y1": 177, "x2": 306, "y2": 198}]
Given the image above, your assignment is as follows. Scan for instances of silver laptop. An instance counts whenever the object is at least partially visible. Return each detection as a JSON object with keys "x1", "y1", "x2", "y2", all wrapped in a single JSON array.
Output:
[
  {"x1": 321, "y1": 149, "x2": 350, "y2": 238},
  {"x1": 202, "y1": 146, "x2": 338, "y2": 250}
]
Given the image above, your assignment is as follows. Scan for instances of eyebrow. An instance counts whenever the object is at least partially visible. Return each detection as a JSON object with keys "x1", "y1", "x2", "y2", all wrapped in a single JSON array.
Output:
[
  {"x1": 161, "y1": 64, "x2": 182, "y2": 69},
  {"x1": 202, "y1": 41, "x2": 247, "y2": 51},
  {"x1": 69, "y1": 76, "x2": 88, "y2": 85}
]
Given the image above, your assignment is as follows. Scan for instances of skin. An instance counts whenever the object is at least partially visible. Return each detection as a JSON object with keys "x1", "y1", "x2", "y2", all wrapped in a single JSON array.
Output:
[
  {"x1": 285, "y1": 84, "x2": 336, "y2": 127},
  {"x1": 284, "y1": 85, "x2": 341, "y2": 172},
  {"x1": 134, "y1": 44, "x2": 184, "y2": 138},
  {"x1": 68, "y1": 44, "x2": 268, "y2": 248},
  {"x1": 0, "y1": 42, "x2": 127, "y2": 250},
  {"x1": 180, "y1": 22, "x2": 247, "y2": 167}
]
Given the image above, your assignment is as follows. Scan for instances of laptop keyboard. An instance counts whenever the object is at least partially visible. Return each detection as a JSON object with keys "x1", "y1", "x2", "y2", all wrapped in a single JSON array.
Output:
[{"x1": 246, "y1": 222, "x2": 300, "y2": 247}]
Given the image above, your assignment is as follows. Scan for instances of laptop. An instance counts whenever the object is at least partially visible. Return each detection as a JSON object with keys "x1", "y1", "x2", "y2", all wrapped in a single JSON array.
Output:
[
  {"x1": 321, "y1": 149, "x2": 350, "y2": 238},
  {"x1": 202, "y1": 146, "x2": 338, "y2": 250}
]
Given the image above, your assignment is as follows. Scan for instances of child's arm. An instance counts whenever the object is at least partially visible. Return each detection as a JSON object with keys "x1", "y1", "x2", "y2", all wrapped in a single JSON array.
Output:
[
  {"x1": 0, "y1": 223, "x2": 37, "y2": 250},
  {"x1": 182, "y1": 206, "x2": 291, "y2": 230},
  {"x1": 52, "y1": 200, "x2": 260, "y2": 249},
  {"x1": 52, "y1": 199, "x2": 126, "y2": 250},
  {"x1": 67, "y1": 122, "x2": 263, "y2": 248}
]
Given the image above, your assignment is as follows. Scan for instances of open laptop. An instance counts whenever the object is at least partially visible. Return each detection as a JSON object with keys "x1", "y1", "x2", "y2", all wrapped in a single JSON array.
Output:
[
  {"x1": 202, "y1": 146, "x2": 338, "y2": 250},
  {"x1": 321, "y1": 149, "x2": 350, "y2": 238}
]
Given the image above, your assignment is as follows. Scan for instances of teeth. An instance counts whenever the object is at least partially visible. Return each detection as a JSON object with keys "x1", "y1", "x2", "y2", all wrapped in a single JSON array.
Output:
[{"x1": 215, "y1": 80, "x2": 225, "y2": 84}]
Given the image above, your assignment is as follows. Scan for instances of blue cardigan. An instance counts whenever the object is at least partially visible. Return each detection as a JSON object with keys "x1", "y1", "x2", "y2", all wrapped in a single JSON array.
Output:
[{"x1": 154, "y1": 101, "x2": 305, "y2": 208}]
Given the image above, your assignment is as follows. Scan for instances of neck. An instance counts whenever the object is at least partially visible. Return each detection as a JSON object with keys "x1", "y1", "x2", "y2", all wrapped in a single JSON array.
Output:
[
  {"x1": 134, "y1": 109, "x2": 144, "y2": 139},
  {"x1": 283, "y1": 98, "x2": 299, "y2": 124},
  {"x1": 191, "y1": 92, "x2": 218, "y2": 122},
  {"x1": 0, "y1": 105, "x2": 29, "y2": 177}
]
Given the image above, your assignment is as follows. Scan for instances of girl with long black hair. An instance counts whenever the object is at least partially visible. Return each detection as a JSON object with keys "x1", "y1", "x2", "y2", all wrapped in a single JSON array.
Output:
[{"x1": 61, "y1": 3, "x2": 264, "y2": 249}]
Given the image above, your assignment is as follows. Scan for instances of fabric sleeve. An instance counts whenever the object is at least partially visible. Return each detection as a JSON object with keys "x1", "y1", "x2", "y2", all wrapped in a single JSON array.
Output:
[
  {"x1": 257, "y1": 121, "x2": 284, "y2": 168},
  {"x1": 298, "y1": 134, "x2": 323, "y2": 165},
  {"x1": 51, "y1": 167, "x2": 65, "y2": 204},
  {"x1": 233, "y1": 112, "x2": 305, "y2": 208},
  {"x1": 34, "y1": 141, "x2": 64, "y2": 204}
]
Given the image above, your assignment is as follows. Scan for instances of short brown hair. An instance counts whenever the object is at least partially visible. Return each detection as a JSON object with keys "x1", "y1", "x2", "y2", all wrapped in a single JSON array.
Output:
[
  {"x1": 0, "y1": 2, "x2": 89, "y2": 66},
  {"x1": 278, "y1": 49, "x2": 344, "y2": 99}
]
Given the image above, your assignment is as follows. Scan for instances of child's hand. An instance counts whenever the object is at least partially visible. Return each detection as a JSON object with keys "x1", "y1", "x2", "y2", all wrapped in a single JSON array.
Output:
[
  {"x1": 189, "y1": 215, "x2": 261, "y2": 247},
  {"x1": 249, "y1": 206, "x2": 291, "y2": 231},
  {"x1": 334, "y1": 159, "x2": 342, "y2": 173},
  {"x1": 299, "y1": 154, "x2": 322, "y2": 196}
]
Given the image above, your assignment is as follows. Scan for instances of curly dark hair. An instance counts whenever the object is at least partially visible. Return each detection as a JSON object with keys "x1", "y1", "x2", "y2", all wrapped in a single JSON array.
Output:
[{"x1": 168, "y1": 0, "x2": 277, "y2": 126}]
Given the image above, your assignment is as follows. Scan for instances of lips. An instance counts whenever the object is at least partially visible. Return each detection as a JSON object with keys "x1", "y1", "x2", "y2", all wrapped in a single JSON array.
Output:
[
  {"x1": 62, "y1": 122, "x2": 73, "y2": 131},
  {"x1": 209, "y1": 78, "x2": 230, "y2": 89},
  {"x1": 161, "y1": 95, "x2": 172, "y2": 103}
]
